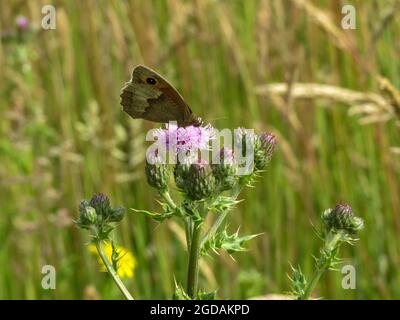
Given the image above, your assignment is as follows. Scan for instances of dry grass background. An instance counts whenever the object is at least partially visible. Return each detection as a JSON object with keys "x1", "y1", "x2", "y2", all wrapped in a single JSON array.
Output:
[{"x1": 0, "y1": 0, "x2": 399, "y2": 299}]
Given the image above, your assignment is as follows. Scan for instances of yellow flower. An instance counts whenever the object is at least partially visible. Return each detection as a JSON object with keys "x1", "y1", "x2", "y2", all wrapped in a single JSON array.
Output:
[{"x1": 88, "y1": 242, "x2": 136, "y2": 279}]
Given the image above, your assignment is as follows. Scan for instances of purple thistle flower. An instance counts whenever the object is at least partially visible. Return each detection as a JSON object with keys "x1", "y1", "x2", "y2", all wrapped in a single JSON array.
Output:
[
  {"x1": 214, "y1": 147, "x2": 235, "y2": 165},
  {"x1": 250, "y1": 132, "x2": 277, "y2": 171},
  {"x1": 16, "y1": 16, "x2": 29, "y2": 30},
  {"x1": 153, "y1": 123, "x2": 215, "y2": 156},
  {"x1": 259, "y1": 132, "x2": 276, "y2": 160},
  {"x1": 322, "y1": 203, "x2": 364, "y2": 235},
  {"x1": 333, "y1": 203, "x2": 353, "y2": 217},
  {"x1": 146, "y1": 148, "x2": 165, "y2": 165},
  {"x1": 89, "y1": 193, "x2": 111, "y2": 217},
  {"x1": 153, "y1": 124, "x2": 178, "y2": 151}
]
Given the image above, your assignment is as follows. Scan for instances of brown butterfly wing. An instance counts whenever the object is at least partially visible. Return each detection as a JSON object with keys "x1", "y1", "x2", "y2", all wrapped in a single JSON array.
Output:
[
  {"x1": 120, "y1": 82, "x2": 161, "y2": 117},
  {"x1": 120, "y1": 65, "x2": 198, "y2": 126}
]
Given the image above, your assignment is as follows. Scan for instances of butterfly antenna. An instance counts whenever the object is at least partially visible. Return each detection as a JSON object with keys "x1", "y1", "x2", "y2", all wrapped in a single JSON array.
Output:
[{"x1": 203, "y1": 116, "x2": 227, "y2": 124}]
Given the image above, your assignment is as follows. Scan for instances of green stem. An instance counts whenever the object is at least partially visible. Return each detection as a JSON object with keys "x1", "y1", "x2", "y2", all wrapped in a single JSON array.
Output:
[
  {"x1": 186, "y1": 220, "x2": 202, "y2": 298},
  {"x1": 95, "y1": 240, "x2": 134, "y2": 300},
  {"x1": 160, "y1": 190, "x2": 191, "y2": 251},
  {"x1": 200, "y1": 185, "x2": 242, "y2": 248},
  {"x1": 299, "y1": 231, "x2": 343, "y2": 300},
  {"x1": 160, "y1": 190, "x2": 177, "y2": 210}
]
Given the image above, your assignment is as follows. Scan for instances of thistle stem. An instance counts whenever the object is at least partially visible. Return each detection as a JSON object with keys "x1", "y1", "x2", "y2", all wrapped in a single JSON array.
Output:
[
  {"x1": 299, "y1": 231, "x2": 343, "y2": 300},
  {"x1": 94, "y1": 240, "x2": 134, "y2": 300},
  {"x1": 186, "y1": 220, "x2": 202, "y2": 298},
  {"x1": 160, "y1": 190, "x2": 177, "y2": 210},
  {"x1": 200, "y1": 185, "x2": 242, "y2": 248},
  {"x1": 160, "y1": 190, "x2": 191, "y2": 251}
]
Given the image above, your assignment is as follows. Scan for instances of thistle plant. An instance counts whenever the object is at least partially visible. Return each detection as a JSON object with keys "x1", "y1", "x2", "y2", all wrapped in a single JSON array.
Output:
[
  {"x1": 75, "y1": 122, "x2": 277, "y2": 300},
  {"x1": 290, "y1": 204, "x2": 364, "y2": 300},
  {"x1": 133, "y1": 123, "x2": 277, "y2": 299},
  {"x1": 76, "y1": 124, "x2": 365, "y2": 301}
]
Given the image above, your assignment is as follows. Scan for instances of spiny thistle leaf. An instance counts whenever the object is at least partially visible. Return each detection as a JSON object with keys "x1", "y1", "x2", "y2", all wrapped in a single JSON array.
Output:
[
  {"x1": 288, "y1": 264, "x2": 307, "y2": 299},
  {"x1": 130, "y1": 208, "x2": 173, "y2": 222},
  {"x1": 182, "y1": 201, "x2": 203, "y2": 222},
  {"x1": 197, "y1": 290, "x2": 217, "y2": 300},
  {"x1": 201, "y1": 228, "x2": 261, "y2": 256},
  {"x1": 208, "y1": 196, "x2": 242, "y2": 214},
  {"x1": 97, "y1": 225, "x2": 114, "y2": 241},
  {"x1": 111, "y1": 241, "x2": 120, "y2": 271},
  {"x1": 156, "y1": 200, "x2": 182, "y2": 217},
  {"x1": 172, "y1": 281, "x2": 191, "y2": 300}
]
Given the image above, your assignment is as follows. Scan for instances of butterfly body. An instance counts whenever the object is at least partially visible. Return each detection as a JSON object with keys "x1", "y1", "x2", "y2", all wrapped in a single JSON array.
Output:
[{"x1": 120, "y1": 65, "x2": 201, "y2": 127}]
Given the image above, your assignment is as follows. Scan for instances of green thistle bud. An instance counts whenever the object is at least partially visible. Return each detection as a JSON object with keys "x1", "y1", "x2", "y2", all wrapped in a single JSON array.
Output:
[
  {"x1": 77, "y1": 193, "x2": 126, "y2": 233},
  {"x1": 145, "y1": 162, "x2": 171, "y2": 192},
  {"x1": 89, "y1": 193, "x2": 111, "y2": 218},
  {"x1": 174, "y1": 161, "x2": 190, "y2": 190},
  {"x1": 322, "y1": 204, "x2": 364, "y2": 235},
  {"x1": 185, "y1": 160, "x2": 216, "y2": 201},
  {"x1": 84, "y1": 206, "x2": 97, "y2": 223},
  {"x1": 145, "y1": 149, "x2": 171, "y2": 192},
  {"x1": 77, "y1": 200, "x2": 97, "y2": 228},
  {"x1": 109, "y1": 206, "x2": 125, "y2": 222},
  {"x1": 254, "y1": 133, "x2": 276, "y2": 171},
  {"x1": 212, "y1": 147, "x2": 237, "y2": 191},
  {"x1": 79, "y1": 200, "x2": 89, "y2": 215}
]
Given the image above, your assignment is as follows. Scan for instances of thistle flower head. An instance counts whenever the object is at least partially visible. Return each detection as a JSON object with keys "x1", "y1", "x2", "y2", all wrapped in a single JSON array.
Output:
[
  {"x1": 153, "y1": 123, "x2": 215, "y2": 156},
  {"x1": 216, "y1": 147, "x2": 235, "y2": 165},
  {"x1": 77, "y1": 193, "x2": 126, "y2": 230},
  {"x1": 254, "y1": 132, "x2": 276, "y2": 171},
  {"x1": 145, "y1": 158, "x2": 171, "y2": 192},
  {"x1": 259, "y1": 133, "x2": 276, "y2": 158},
  {"x1": 174, "y1": 160, "x2": 191, "y2": 190},
  {"x1": 77, "y1": 201, "x2": 97, "y2": 228},
  {"x1": 146, "y1": 148, "x2": 165, "y2": 165},
  {"x1": 109, "y1": 206, "x2": 125, "y2": 222},
  {"x1": 16, "y1": 16, "x2": 29, "y2": 30},
  {"x1": 89, "y1": 193, "x2": 111, "y2": 217},
  {"x1": 185, "y1": 160, "x2": 216, "y2": 201},
  {"x1": 322, "y1": 203, "x2": 364, "y2": 235},
  {"x1": 212, "y1": 147, "x2": 237, "y2": 191}
]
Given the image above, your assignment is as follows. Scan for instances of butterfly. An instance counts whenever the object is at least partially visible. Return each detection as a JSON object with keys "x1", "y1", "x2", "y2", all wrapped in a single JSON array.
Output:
[{"x1": 120, "y1": 65, "x2": 202, "y2": 127}]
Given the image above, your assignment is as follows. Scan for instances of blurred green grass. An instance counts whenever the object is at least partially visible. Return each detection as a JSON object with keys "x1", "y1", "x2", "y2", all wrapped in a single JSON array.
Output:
[{"x1": 0, "y1": 0, "x2": 399, "y2": 299}]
